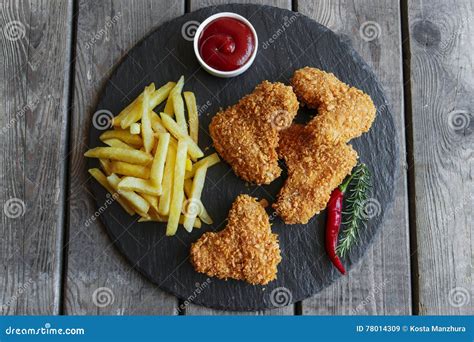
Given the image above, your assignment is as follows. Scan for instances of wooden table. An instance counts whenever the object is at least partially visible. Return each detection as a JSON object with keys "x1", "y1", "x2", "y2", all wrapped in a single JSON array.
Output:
[{"x1": 1, "y1": 0, "x2": 472, "y2": 315}]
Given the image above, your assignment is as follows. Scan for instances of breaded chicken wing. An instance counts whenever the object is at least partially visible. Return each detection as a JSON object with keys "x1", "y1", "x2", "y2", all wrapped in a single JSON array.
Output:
[
  {"x1": 209, "y1": 81, "x2": 299, "y2": 184},
  {"x1": 291, "y1": 67, "x2": 376, "y2": 143},
  {"x1": 273, "y1": 67, "x2": 375, "y2": 224},
  {"x1": 190, "y1": 194, "x2": 281, "y2": 285},
  {"x1": 274, "y1": 124, "x2": 358, "y2": 224}
]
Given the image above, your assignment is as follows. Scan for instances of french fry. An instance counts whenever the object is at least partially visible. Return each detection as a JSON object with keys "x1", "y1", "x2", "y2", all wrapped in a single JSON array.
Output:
[
  {"x1": 172, "y1": 76, "x2": 184, "y2": 94},
  {"x1": 148, "y1": 207, "x2": 166, "y2": 221},
  {"x1": 183, "y1": 91, "x2": 198, "y2": 143},
  {"x1": 158, "y1": 143, "x2": 176, "y2": 216},
  {"x1": 119, "y1": 101, "x2": 142, "y2": 129},
  {"x1": 184, "y1": 179, "x2": 213, "y2": 225},
  {"x1": 146, "y1": 207, "x2": 200, "y2": 227},
  {"x1": 150, "y1": 132, "x2": 170, "y2": 186},
  {"x1": 189, "y1": 216, "x2": 201, "y2": 228},
  {"x1": 183, "y1": 162, "x2": 208, "y2": 231},
  {"x1": 118, "y1": 176, "x2": 162, "y2": 196},
  {"x1": 139, "y1": 213, "x2": 202, "y2": 228},
  {"x1": 141, "y1": 85, "x2": 154, "y2": 153},
  {"x1": 102, "y1": 138, "x2": 135, "y2": 150},
  {"x1": 164, "y1": 76, "x2": 184, "y2": 117},
  {"x1": 185, "y1": 158, "x2": 192, "y2": 171},
  {"x1": 140, "y1": 193, "x2": 159, "y2": 211},
  {"x1": 138, "y1": 216, "x2": 161, "y2": 223},
  {"x1": 88, "y1": 168, "x2": 135, "y2": 215},
  {"x1": 112, "y1": 111, "x2": 128, "y2": 127},
  {"x1": 183, "y1": 179, "x2": 193, "y2": 198},
  {"x1": 184, "y1": 153, "x2": 220, "y2": 179},
  {"x1": 99, "y1": 159, "x2": 113, "y2": 175},
  {"x1": 160, "y1": 113, "x2": 204, "y2": 160},
  {"x1": 107, "y1": 173, "x2": 150, "y2": 215},
  {"x1": 115, "y1": 81, "x2": 173, "y2": 128},
  {"x1": 172, "y1": 92, "x2": 187, "y2": 133},
  {"x1": 110, "y1": 161, "x2": 150, "y2": 179},
  {"x1": 84, "y1": 147, "x2": 152, "y2": 165},
  {"x1": 118, "y1": 83, "x2": 156, "y2": 129},
  {"x1": 163, "y1": 96, "x2": 174, "y2": 115},
  {"x1": 171, "y1": 76, "x2": 186, "y2": 133},
  {"x1": 130, "y1": 123, "x2": 140, "y2": 135},
  {"x1": 166, "y1": 140, "x2": 188, "y2": 236},
  {"x1": 89, "y1": 80, "x2": 215, "y2": 234},
  {"x1": 168, "y1": 136, "x2": 178, "y2": 148},
  {"x1": 150, "y1": 111, "x2": 167, "y2": 133},
  {"x1": 99, "y1": 129, "x2": 142, "y2": 147},
  {"x1": 149, "y1": 81, "x2": 175, "y2": 109},
  {"x1": 113, "y1": 95, "x2": 142, "y2": 127}
]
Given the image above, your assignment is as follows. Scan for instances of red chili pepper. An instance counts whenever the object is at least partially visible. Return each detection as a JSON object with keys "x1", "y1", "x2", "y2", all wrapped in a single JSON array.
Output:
[
  {"x1": 325, "y1": 173, "x2": 355, "y2": 275},
  {"x1": 325, "y1": 188, "x2": 346, "y2": 274}
]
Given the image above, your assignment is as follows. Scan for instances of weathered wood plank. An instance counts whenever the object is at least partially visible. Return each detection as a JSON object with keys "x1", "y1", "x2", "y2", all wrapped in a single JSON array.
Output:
[
  {"x1": 189, "y1": 0, "x2": 291, "y2": 10},
  {"x1": 63, "y1": 0, "x2": 184, "y2": 315},
  {"x1": 185, "y1": 0, "x2": 294, "y2": 316},
  {"x1": 298, "y1": 0, "x2": 411, "y2": 314},
  {"x1": 0, "y1": 0, "x2": 72, "y2": 314},
  {"x1": 408, "y1": 0, "x2": 473, "y2": 315}
]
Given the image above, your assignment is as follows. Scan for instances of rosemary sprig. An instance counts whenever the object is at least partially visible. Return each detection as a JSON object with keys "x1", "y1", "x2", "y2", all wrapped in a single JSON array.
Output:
[{"x1": 336, "y1": 163, "x2": 372, "y2": 258}]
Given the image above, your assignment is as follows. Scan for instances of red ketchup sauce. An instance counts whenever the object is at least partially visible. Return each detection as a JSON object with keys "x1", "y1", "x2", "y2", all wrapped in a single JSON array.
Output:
[{"x1": 198, "y1": 17, "x2": 255, "y2": 72}]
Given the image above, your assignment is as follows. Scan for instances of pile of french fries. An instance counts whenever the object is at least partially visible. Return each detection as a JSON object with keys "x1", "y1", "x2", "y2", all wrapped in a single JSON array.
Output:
[{"x1": 85, "y1": 77, "x2": 220, "y2": 236}]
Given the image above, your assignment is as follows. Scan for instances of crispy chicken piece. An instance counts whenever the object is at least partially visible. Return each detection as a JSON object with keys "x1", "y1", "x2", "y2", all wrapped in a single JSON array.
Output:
[
  {"x1": 273, "y1": 67, "x2": 375, "y2": 224},
  {"x1": 190, "y1": 194, "x2": 281, "y2": 285},
  {"x1": 209, "y1": 81, "x2": 299, "y2": 184},
  {"x1": 274, "y1": 124, "x2": 358, "y2": 224},
  {"x1": 291, "y1": 67, "x2": 376, "y2": 143}
]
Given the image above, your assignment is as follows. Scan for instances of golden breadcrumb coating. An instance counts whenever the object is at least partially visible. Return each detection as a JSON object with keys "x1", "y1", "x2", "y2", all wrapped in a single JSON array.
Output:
[
  {"x1": 274, "y1": 124, "x2": 358, "y2": 224},
  {"x1": 209, "y1": 81, "x2": 299, "y2": 184},
  {"x1": 190, "y1": 194, "x2": 281, "y2": 285},
  {"x1": 273, "y1": 67, "x2": 375, "y2": 224},
  {"x1": 291, "y1": 67, "x2": 376, "y2": 143}
]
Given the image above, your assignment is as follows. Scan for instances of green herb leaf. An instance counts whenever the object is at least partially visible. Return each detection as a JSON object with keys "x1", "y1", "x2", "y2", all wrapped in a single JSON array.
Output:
[{"x1": 336, "y1": 163, "x2": 372, "y2": 258}]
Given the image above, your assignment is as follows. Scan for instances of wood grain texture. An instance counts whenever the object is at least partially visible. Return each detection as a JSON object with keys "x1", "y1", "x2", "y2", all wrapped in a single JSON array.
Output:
[
  {"x1": 297, "y1": 0, "x2": 412, "y2": 314},
  {"x1": 185, "y1": 0, "x2": 293, "y2": 316},
  {"x1": 63, "y1": 0, "x2": 184, "y2": 315},
  {"x1": 0, "y1": 0, "x2": 72, "y2": 315},
  {"x1": 189, "y1": 0, "x2": 291, "y2": 10},
  {"x1": 408, "y1": 0, "x2": 473, "y2": 315}
]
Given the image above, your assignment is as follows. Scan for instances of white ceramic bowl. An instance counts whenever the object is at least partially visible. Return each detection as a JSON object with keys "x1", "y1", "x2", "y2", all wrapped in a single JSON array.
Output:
[{"x1": 193, "y1": 12, "x2": 258, "y2": 78}]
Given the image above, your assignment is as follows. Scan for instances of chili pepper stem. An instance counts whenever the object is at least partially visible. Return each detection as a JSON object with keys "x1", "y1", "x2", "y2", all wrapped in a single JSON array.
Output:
[{"x1": 339, "y1": 168, "x2": 357, "y2": 193}]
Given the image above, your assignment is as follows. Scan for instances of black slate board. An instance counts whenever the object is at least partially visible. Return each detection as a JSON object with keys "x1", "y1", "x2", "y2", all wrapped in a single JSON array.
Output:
[{"x1": 88, "y1": 4, "x2": 398, "y2": 311}]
